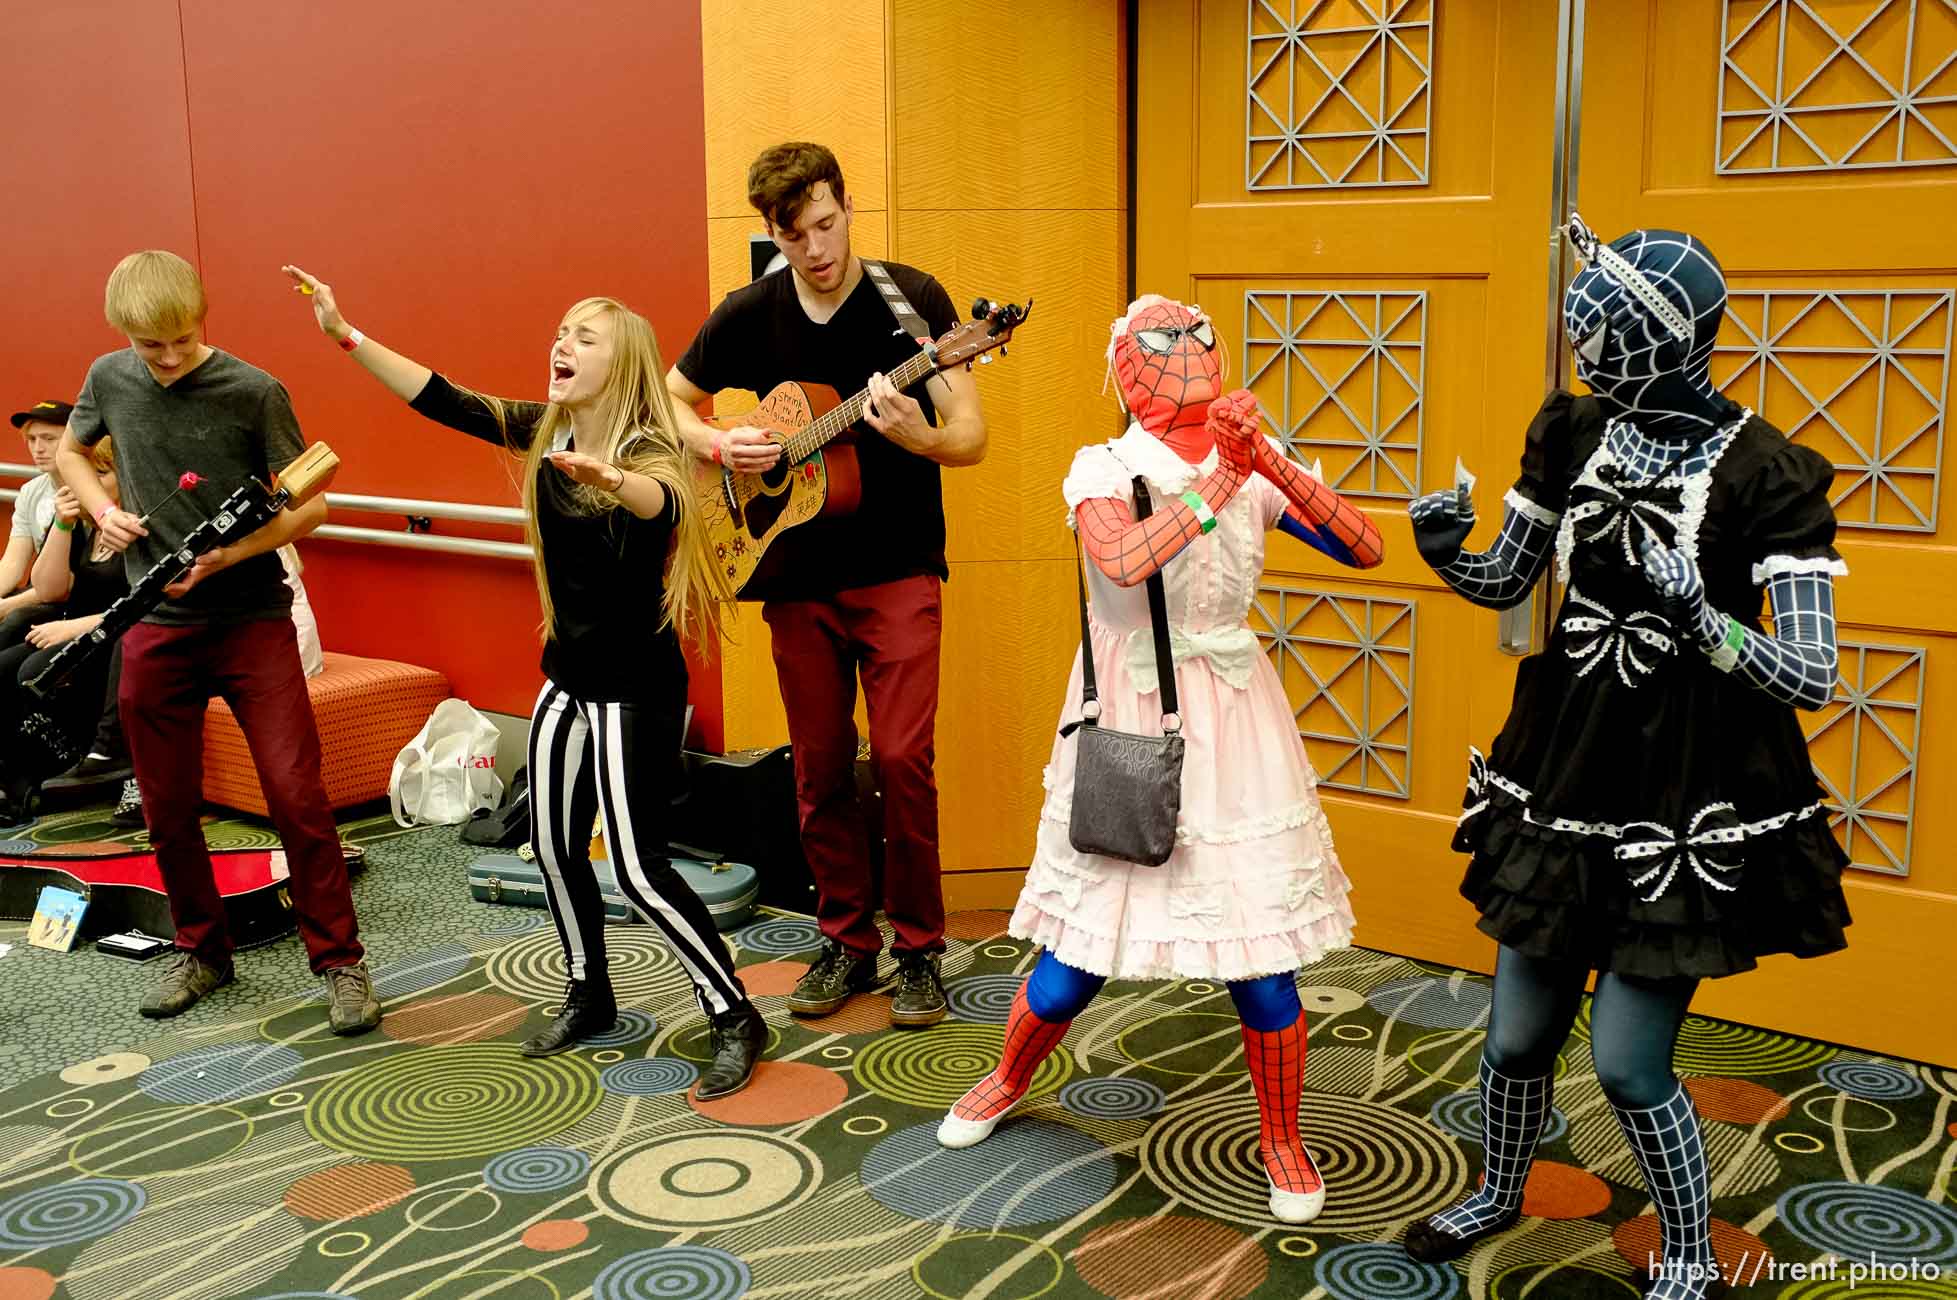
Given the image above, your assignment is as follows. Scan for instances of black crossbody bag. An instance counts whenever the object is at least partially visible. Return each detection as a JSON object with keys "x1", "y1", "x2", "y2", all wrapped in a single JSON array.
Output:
[{"x1": 1064, "y1": 478, "x2": 1185, "y2": 866}]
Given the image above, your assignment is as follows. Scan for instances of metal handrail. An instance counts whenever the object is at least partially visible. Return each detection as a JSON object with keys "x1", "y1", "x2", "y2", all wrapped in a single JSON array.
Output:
[
  {"x1": 3, "y1": 465, "x2": 528, "y2": 560},
  {"x1": 3, "y1": 462, "x2": 523, "y2": 525}
]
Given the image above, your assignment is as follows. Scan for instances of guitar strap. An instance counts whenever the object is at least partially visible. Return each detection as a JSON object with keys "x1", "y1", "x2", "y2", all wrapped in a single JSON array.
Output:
[{"x1": 863, "y1": 261, "x2": 933, "y2": 347}]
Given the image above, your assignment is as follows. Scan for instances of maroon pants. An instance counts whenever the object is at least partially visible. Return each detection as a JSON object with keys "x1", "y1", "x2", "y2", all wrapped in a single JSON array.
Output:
[
  {"x1": 764, "y1": 574, "x2": 945, "y2": 957},
  {"x1": 120, "y1": 618, "x2": 362, "y2": 973}
]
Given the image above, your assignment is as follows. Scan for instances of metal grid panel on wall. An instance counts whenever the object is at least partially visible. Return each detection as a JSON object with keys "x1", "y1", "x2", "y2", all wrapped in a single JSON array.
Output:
[
  {"x1": 1805, "y1": 640, "x2": 1925, "y2": 875},
  {"x1": 1246, "y1": 0, "x2": 1434, "y2": 189},
  {"x1": 1717, "y1": 0, "x2": 1957, "y2": 174},
  {"x1": 1715, "y1": 288, "x2": 1951, "y2": 532},
  {"x1": 1243, "y1": 290, "x2": 1426, "y2": 500},
  {"x1": 1250, "y1": 584, "x2": 1415, "y2": 798}
]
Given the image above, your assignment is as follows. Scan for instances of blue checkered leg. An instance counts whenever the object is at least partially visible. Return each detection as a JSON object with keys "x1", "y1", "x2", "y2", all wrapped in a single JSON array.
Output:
[
  {"x1": 1614, "y1": 1083, "x2": 1719, "y2": 1299},
  {"x1": 1404, "y1": 1059, "x2": 1551, "y2": 1262}
]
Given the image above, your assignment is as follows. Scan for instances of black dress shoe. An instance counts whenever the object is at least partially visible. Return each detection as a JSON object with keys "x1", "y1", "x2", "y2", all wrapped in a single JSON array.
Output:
[
  {"x1": 695, "y1": 1004, "x2": 768, "y2": 1100},
  {"x1": 43, "y1": 753, "x2": 134, "y2": 792},
  {"x1": 1403, "y1": 1209, "x2": 1520, "y2": 1263},
  {"x1": 521, "y1": 978, "x2": 617, "y2": 1057}
]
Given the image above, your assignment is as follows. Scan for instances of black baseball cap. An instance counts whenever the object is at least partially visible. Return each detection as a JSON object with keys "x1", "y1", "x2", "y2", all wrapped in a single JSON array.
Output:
[{"x1": 10, "y1": 400, "x2": 74, "y2": 429}]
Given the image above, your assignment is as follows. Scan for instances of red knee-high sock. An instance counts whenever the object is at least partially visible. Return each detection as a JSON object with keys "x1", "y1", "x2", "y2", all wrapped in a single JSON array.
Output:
[
  {"x1": 1242, "y1": 1012, "x2": 1321, "y2": 1194},
  {"x1": 953, "y1": 983, "x2": 1071, "y2": 1121}
]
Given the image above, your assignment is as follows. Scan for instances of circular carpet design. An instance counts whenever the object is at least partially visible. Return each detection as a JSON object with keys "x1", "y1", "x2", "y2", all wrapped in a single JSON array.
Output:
[
  {"x1": 483, "y1": 1146, "x2": 591, "y2": 1194},
  {"x1": 688, "y1": 1061, "x2": 848, "y2": 1126},
  {"x1": 853, "y1": 1024, "x2": 1072, "y2": 1110},
  {"x1": 1069, "y1": 1214, "x2": 1268, "y2": 1298},
  {"x1": 376, "y1": 992, "x2": 527, "y2": 1046},
  {"x1": 1139, "y1": 1091, "x2": 1470, "y2": 1232},
  {"x1": 304, "y1": 1044, "x2": 602, "y2": 1160},
  {"x1": 1682, "y1": 1075, "x2": 1791, "y2": 1124},
  {"x1": 593, "y1": 1245, "x2": 751, "y2": 1300},
  {"x1": 914, "y1": 1231, "x2": 1063, "y2": 1300},
  {"x1": 733, "y1": 918, "x2": 824, "y2": 956},
  {"x1": 1297, "y1": 984, "x2": 1369, "y2": 1017},
  {"x1": 1589, "y1": 1012, "x2": 1839, "y2": 1077},
  {"x1": 1611, "y1": 1216, "x2": 1768, "y2": 1287},
  {"x1": 1366, "y1": 975, "x2": 1494, "y2": 1030},
  {"x1": 1776, "y1": 1181, "x2": 1957, "y2": 1266},
  {"x1": 1817, "y1": 1058, "x2": 1925, "y2": 1101},
  {"x1": 860, "y1": 1119, "x2": 1117, "y2": 1229},
  {"x1": 1116, "y1": 1011, "x2": 1249, "y2": 1077},
  {"x1": 734, "y1": 962, "x2": 809, "y2": 997},
  {"x1": 600, "y1": 1059, "x2": 700, "y2": 1097},
  {"x1": 64, "y1": 1198, "x2": 306, "y2": 1300},
  {"x1": 282, "y1": 1162, "x2": 415, "y2": 1219},
  {"x1": 484, "y1": 927, "x2": 685, "y2": 1003},
  {"x1": 593, "y1": 1130, "x2": 820, "y2": 1231},
  {"x1": 1315, "y1": 1242, "x2": 1461, "y2": 1300},
  {"x1": 59, "y1": 1053, "x2": 151, "y2": 1087},
  {"x1": 1429, "y1": 1089, "x2": 1570, "y2": 1146},
  {"x1": 364, "y1": 942, "x2": 475, "y2": 1001},
  {"x1": 1061, "y1": 1076, "x2": 1167, "y2": 1120},
  {"x1": 580, "y1": 1009, "x2": 661, "y2": 1048},
  {"x1": 68, "y1": 1103, "x2": 254, "y2": 1180},
  {"x1": 0, "y1": 1178, "x2": 145, "y2": 1248},
  {"x1": 136, "y1": 1043, "x2": 306, "y2": 1105},
  {"x1": 944, "y1": 974, "x2": 1023, "y2": 1024}
]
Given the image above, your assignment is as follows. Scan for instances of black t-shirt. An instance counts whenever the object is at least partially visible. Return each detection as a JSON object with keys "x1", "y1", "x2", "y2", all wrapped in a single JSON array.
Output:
[
  {"x1": 408, "y1": 374, "x2": 686, "y2": 704},
  {"x1": 67, "y1": 521, "x2": 130, "y2": 616},
  {"x1": 676, "y1": 261, "x2": 959, "y2": 601}
]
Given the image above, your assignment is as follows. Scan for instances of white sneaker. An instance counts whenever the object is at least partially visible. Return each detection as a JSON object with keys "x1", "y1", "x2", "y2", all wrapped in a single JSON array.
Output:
[{"x1": 937, "y1": 1096, "x2": 1018, "y2": 1149}]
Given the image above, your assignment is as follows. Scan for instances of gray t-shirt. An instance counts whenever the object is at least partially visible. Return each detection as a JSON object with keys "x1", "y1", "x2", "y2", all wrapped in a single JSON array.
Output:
[
  {"x1": 69, "y1": 347, "x2": 301, "y2": 625},
  {"x1": 9, "y1": 473, "x2": 56, "y2": 546}
]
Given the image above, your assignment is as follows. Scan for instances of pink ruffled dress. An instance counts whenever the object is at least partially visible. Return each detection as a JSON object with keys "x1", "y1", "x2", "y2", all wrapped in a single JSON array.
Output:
[{"x1": 1009, "y1": 423, "x2": 1357, "y2": 980}]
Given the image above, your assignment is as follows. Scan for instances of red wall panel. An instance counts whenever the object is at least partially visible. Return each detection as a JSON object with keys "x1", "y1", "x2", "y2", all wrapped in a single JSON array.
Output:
[
  {"x1": 1, "y1": 2, "x2": 719, "y2": 741},
  {"x1": 0, "y1": 4, "x2": 200, "y2": 423}
]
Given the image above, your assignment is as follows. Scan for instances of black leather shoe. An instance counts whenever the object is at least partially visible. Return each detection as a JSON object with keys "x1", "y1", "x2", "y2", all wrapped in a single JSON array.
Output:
[
  {"x1": 890, "y1": 952, "x2": 947, "y2": 1028},
  {"x1": 785, "y1": 941, "x2": 877, "y2": 1016},
  {"x1": 1403, "y1": 1209, "x2": 1520, "y2": 1263},
  {"x1": 694, "y1": 1004, "x2": 768, "y2": 1100},
  {"x1": 43, "y1": 753, "x2": 134, "y2": 792},
  {"x1": 522, "y1": 978, "x2": 617, "y2": 1057}
]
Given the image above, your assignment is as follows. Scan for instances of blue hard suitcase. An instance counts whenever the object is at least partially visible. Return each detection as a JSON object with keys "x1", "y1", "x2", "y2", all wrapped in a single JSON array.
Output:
[
  {"x1": 670, "y1": 858, "x2": 758, "y2": 931},
  {"x1": 467, "y1": 853, "x2": 636, "y2": 923}
]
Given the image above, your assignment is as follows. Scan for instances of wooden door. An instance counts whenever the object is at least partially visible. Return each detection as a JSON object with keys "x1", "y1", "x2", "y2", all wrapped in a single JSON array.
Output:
[
  {"x1": 1580, "y1": 0, "x2": 1957, "y2": 1065},
  {"x1": 1137, "y1": 0, "x2": 1570, "y2": 975}
]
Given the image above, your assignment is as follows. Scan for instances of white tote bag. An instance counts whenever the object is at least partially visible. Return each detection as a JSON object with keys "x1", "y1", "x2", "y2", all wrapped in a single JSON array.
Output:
[{"x1": 389, "y1": 698, "x2": 505, "y2": 828}]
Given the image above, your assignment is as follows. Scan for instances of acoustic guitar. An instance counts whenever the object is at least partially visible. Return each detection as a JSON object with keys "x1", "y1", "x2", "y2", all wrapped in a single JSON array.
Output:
[
  {"x1": 694, "y1": 298, "x2": 1029, "y2": 595},
  {"x1": 16, "y1": 445, "x2": 339, "y2": 777}
]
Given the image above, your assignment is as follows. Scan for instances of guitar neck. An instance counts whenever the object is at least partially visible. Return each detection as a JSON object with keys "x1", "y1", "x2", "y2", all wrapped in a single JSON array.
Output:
[{"x1": 782, "y1": 347, "x2": 940, "y2": 464}]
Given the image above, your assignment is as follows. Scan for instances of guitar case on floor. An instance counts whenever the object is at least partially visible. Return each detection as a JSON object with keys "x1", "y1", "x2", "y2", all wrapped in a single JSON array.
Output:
[{"x1": 466, "y1": 852, "x2": 758, "y2": 932}]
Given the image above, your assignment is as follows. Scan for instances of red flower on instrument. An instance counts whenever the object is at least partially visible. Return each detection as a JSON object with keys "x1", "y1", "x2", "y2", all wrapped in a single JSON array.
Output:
[{"x1": 179, "y1": 471, "x2": 202, "y2": 490}]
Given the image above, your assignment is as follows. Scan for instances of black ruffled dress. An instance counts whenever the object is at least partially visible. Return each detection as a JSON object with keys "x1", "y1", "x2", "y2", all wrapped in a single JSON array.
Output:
[{"x1": 1457, "y1": 391, "x2": 1852, "y2": 979}]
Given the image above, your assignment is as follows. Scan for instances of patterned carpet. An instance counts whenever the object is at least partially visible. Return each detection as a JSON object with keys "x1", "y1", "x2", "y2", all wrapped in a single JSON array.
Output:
[{"x1": 0, "y1": 808, "x2": 1953, "y2": 1298}]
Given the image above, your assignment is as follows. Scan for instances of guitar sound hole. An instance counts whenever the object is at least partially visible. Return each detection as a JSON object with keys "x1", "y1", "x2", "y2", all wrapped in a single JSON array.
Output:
[{"x1": 757, "y1": 460, "x2": 790, "y2": 492}]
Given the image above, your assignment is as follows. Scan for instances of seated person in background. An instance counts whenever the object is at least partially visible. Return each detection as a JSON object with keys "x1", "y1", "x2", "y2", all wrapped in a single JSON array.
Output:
[
  {"x1": 107, "y1": 543, "x2": 323, "y2": 829},
  {"x1": 0, "y1": 437, "x2": 130, "y2": 819},
  {"x1": 0, "y1": 400, "x2": 72, "y2": 641}
]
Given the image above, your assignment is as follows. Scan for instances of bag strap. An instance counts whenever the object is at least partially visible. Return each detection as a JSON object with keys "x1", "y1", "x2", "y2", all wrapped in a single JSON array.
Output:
[
  {"x1": 1133, "y1": 479, "x2": 1180, "y2": 725},
  {"x1": 1072, "y1": 477, "x2": 1180, "y2": 733},
  {"x1": 864, "y1": 261, "x2": 933, "y2": 346}
]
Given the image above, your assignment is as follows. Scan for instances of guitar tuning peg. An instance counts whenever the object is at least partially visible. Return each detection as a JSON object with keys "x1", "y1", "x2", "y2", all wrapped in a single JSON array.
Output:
[{"x1": 999, "y1": 345, "x2": 1008, "y2": 357}]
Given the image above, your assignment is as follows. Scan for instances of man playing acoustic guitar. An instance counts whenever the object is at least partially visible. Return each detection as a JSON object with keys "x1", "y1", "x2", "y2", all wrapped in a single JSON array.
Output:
[{"x1": 666, "y1": 142, "x2": 986, "y2": 1028}]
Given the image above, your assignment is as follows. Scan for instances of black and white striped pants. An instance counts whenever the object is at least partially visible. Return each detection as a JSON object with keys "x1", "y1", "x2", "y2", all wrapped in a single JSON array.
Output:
[{"x1": 527, "y1": 680, "x2": 746, "y2": 1014}]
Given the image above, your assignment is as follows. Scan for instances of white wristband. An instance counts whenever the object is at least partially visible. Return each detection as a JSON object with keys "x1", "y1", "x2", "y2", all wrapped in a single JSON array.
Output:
[{"x1": 337, "y1": 327, "x2": 365, "y2": 353}]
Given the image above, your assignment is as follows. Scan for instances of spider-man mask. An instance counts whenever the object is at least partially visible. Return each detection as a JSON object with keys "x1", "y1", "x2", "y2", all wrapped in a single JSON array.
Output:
[{"x1": 1112, "y1": 296, "x2": 1222, "y2": 443}]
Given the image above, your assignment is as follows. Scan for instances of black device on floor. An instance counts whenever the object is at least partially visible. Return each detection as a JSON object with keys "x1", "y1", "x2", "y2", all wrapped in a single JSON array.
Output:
[{"x1": 95, "y1": 930, "x2": 171, "y2": 961}]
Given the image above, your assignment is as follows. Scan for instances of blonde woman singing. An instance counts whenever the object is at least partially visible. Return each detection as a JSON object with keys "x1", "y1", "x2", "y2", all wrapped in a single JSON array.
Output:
[{"x1": 283, "y1": 266, "x2": 764, "y2": 1100}]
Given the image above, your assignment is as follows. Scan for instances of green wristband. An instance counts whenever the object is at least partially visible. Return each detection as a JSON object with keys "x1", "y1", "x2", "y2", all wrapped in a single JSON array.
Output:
[
  {"x1": 1180, "y1": 490, "x2": 1217, "y2": 534},
  {"x1": 52, "y1": 518, "x2": 75, "y2": 532}
]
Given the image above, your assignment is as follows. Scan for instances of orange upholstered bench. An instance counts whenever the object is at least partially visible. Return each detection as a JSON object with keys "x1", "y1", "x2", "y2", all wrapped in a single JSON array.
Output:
[{"x1": 201, "y1": 652, "x2": 452, "y2": 816}]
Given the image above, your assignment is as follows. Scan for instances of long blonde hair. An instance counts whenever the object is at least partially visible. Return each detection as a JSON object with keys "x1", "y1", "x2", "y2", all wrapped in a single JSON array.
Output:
[{"x1": 476, "y1": 298, "x2": 730, "y2": 651}]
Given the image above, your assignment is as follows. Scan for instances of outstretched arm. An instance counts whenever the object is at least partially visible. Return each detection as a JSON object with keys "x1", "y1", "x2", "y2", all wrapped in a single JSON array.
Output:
[
  {"x1": 1640, "y1": 542, "x2": 1839, "y2": 710},
  {"x1": 1256, "y1": 439, "x2": 1382, "y2": 568},
  {"x1": 282, "y1": 265, "x2": 432, "y2": 402},
  {"x1": 1407, "y1": 487, "x2": 1558, "y2": 609}
]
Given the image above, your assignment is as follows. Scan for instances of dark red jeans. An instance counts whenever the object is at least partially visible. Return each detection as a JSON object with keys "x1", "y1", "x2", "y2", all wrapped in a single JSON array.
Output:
[
  {"x1": 120, "y1": 617, "x2": 362, "y2": 973},
  {"x1": 764, "y1": 573, "x2": 945, "y2": 957}
]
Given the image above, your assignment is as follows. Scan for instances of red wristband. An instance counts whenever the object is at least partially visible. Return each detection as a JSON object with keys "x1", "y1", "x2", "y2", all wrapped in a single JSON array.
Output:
[
  {"x1": 337, "y1": 327, "x2": 365, "y2": 352},
  {"x1": 710, "y1": 434, "x2": 724, "y2": 466}
]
